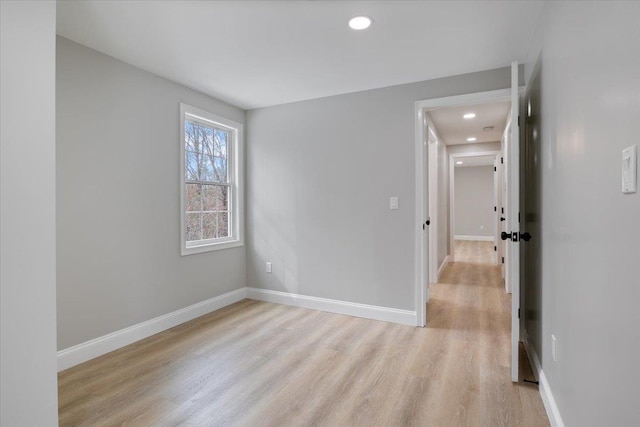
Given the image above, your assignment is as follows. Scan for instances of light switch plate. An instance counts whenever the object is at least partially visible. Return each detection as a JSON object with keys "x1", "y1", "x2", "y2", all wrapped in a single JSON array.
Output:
[
  {"x1": 266, "y1": 262, "x2": 272, "y2": 273},
  {"x1": 622, "y1": 145, "x2": 637, "y2": 194},
  {"x1": 390, "y1": 197, "x2": 399, "y2": 210}
]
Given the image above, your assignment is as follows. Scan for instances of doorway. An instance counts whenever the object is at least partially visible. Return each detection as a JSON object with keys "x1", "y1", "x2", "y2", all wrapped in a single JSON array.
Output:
[
  {"x1": 414, "y1": 62, "x2": 522, "y2": 381},
  {"x1": 449, "y1": 151, "x2": 501, "y2": 264}
]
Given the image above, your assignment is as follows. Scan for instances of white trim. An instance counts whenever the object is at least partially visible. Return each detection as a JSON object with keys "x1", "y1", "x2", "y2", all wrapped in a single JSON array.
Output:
[
  {"x1": 57, "y1": 288, "x2": 247, "y2": 371},
  {"x1": 492, "y1": 156, "x2": 499, "y2": 264},
  {"x1": 454, "y1": 235, "x2": 494, "y2": 242},
  {"x1": 246, "y1": 287, "x2": 417, "y2": 326},
  {"x1": 524, "y1": 334, "x2": 566, "y2": 427},
  {"x1": 414, "y1": 103, "x2": 428, "y2": 326},
  {"x1": 437, "y1": 255, "x2": 450, "y2": 280},
  {"x1": 427, "y1": 130, "x2": 439, "y2": 284},
  {"x1": 180, "y1": 103, "x2": 245, "y2": 256}
]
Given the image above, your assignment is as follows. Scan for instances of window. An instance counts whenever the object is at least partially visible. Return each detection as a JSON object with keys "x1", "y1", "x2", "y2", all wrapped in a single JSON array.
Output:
[{"x1": 180, "y1": 104, "x2": 243, "y2": 255}]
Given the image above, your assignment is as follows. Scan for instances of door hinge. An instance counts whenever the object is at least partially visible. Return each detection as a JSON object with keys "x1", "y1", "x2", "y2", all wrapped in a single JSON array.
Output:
[
  {"x1": 518, "y1": 212, "x2": 521, "y2": 223},
  {"x1": 494, "y1": 206, "x2": 497, "y2": 212},
  {"x1": 501, "y1": 157, "x2": 504, "y2": 164},
  {"x1": 494, "y1": 166, "x2": 497, "y2": 172},
  {"x1": 501, "y1": 257, "x2": 505, "y2": 264},
  {"x1": 518, "y1": 308, "x2": 521, "y2": 319},
  {"x1": 494, "y1": 246, "x2": 497, "y2": 252},
  {"x1": 518, "y1": 115, "x2": 521, "y2": 127},
  {"x1": 501, "y1": 207, "x2": 504, "y2": 214}
]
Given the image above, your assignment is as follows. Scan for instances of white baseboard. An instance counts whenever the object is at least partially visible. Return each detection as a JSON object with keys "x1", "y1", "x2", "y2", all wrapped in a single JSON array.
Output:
[
  {"x1": 246, "y1": 287, "x2": 417, "y2": 326},
  {"x1": 454, "y1": 235, "x2": 494, "y2": 242},
  {"x1": 57, "y1": 287, "x2": 247, "y2": 372},
  {"x1": 437, "y1": 255, "x2": 450, "y2": 280},
  {"x1": 523, "y1": 333, "x2": 565, "y2": 427}
]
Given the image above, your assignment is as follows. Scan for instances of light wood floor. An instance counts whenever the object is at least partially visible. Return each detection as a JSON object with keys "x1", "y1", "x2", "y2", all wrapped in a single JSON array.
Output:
[
  {"x1": 59, "y1": 241, "x2": 549, "y2": 426},
  {"x1": 452, "y1": 239, "x2": 496, "y2": 264}
]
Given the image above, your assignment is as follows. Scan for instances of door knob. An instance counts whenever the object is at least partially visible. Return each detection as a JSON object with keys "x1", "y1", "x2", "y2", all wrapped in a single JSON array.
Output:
[
  {"x1": 501, "y1": 231, "x2": 519, "y2": 241},
  {"x1": 500, "y1": 217, "x2": 506, "y2": 222},
  {"x1": 519, "y1": 232, "x2": 532, "y2": 242}
]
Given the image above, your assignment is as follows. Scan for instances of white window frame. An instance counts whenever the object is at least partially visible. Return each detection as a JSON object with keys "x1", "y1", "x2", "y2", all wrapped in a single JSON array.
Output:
[{"x1": 180, "y1": 103, "x2": 244, "y2": 255}]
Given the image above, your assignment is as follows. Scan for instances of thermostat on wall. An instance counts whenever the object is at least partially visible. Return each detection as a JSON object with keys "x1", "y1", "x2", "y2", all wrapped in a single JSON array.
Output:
[{"x1": 622, "y1": 145, "x2": 637, "y2": 194}]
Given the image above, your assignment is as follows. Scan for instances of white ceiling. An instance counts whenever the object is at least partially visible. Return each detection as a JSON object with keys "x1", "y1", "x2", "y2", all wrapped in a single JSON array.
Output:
[
  {"x1": 454, "y1": 155, "x2": 496, "y2": 168},
  {"x1": 56, "y1": 1, "x2": 545, "y2": 110},
  {"x1": 428, "y1": 100, "x2": 510, "y2": 145}
]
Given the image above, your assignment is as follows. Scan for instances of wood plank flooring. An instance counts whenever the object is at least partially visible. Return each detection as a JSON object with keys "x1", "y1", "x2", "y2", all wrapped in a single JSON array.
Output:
[{"x1": 58, "y1": 241, "x2": 549, "y2": 426}]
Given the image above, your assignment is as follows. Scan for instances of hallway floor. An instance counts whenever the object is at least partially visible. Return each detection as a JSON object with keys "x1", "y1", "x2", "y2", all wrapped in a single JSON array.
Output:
[
  {"x1": 58, "y1": 240, "x2": 549, "y2": 426},
  {"x1": 425, "y1": 240, "x2": 549, "y2": 426}
]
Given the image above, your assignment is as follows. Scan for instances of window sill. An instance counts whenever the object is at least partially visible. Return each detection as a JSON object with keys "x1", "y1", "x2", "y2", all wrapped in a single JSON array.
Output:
[{"x1": 181, "y1": 239, "x2": 244, "y2": 256}]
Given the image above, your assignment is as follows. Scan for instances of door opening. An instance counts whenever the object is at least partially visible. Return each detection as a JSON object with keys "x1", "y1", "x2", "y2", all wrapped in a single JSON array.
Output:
[
  {"x1": 414, "y1": 62, "x2": 522, "y2": 382},
  {"x1": 449, "y1": 151, "x2": 501, "y2": 263}
]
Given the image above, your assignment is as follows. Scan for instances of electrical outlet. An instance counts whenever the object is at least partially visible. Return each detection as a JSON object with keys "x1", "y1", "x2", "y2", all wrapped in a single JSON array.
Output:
[
  {"x1": 266, "y1": 262, "x2": 272, "y2": 274},
  {"x1": 551, "y1": 334, "x2": 558, "y2": 362}
]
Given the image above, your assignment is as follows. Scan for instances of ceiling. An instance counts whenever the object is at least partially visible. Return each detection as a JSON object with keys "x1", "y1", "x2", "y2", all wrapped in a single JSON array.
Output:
[
  {"x1": 427, "y1": 100, "x2": 510, "y2": 145},
  {"x1": 56, "y1": 1, "x2": 545, "y2": 110},
  {"x1": 454, "y1": 155, "x2": 496, "y2": 168}
]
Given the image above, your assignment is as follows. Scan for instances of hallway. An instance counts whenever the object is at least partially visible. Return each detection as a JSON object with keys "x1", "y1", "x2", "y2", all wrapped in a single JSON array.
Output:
[{"x1": 425, "y1": 240, "x2": 549, "y2": 426}]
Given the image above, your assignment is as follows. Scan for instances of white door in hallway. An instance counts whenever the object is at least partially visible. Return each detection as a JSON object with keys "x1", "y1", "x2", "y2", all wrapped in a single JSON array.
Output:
[
  {"x1": 493, "y1": 156, "x2": 500, "y2": 265},
  {"x1": 505, "y1": 61, "x2": 521, "y2": 382},
  {"x1": 420, "y1": 121, "x2": 431, "y2": 311}
]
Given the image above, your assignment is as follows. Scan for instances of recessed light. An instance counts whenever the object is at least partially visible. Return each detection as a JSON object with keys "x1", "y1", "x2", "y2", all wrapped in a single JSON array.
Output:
[
  {"x1": 349, "y1": 16, "x2": 373, "y2": 30},
  {"x1": 456, "y1": 161, "x2": 464, "y2": 165},
  {"x1": 466, "y1": 137, "x2": 477, "y2": 142},
  {"x1": 463, "y1": 113, "x2": 476, "y2": 119}
]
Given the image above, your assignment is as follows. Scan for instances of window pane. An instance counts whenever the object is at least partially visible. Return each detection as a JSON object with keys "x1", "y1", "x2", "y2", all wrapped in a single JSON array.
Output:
[
  {"x1": 197, "y1": 156, "x2": 227, "y2": 183},
  {"x1": 185, "y1": 184, "x2": 202, "y2": 212},
  {"x1": 213, "y1": 157, "x2": 227, "y2": 182},
  {"x1": 186, "y1": 151, "x2": 200, "y2": 181},
  {"x1": 200, "y1": 154, "x2": 214, "y2": 181},
  {"x1": 199, "y1": 125, "x2": 214, "y2": 155},
  {"x1": 185, "y1": 121, "x2": 198, "y2": 152},
  {"x1": 214, "y1": 129, "x2": 228, "y2": 157},
  {"x1": 217, "y1": 212, "x2": 230, "y2": 238},
  {"x1": 202, "y1": 212, "x2": 217, "y2": 240},
  {"x1": 218, "y1": 186, "x2": 229, "y2": 211},
  {"x1": 202, "y1": 184, "x2": 224, "y2": 211},
  {"x1": 186, "y1": 213, "x2": 201, "y2": 242}
]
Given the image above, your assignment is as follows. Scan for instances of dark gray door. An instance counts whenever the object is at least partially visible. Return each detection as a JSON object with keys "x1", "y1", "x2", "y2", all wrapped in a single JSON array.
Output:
[{"x1": 520, "y1": 60, "x2": 543, "y2": 356}]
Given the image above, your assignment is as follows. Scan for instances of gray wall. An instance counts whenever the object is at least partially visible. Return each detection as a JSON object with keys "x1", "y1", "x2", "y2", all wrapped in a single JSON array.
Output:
[
  {"x1": 246, "y1": 68, "x2": 513, "y2": 311},
  {"x1": 56, "y1": 37, "x2": 246, "y2": 350},
  {"x1": 527, "y1": 2, "x2": 640, "y2": 426},
  {"x1": 1, "y1": 1, "x2": 59, "y2": 425},
  {"x1": 454, "y1": 166, "x2": 494, "y2": 237}
]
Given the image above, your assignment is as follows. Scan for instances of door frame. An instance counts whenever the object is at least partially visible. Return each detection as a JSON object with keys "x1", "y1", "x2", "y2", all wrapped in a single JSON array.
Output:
[
  {"x1": 427, "y1": 127, "x2": 439, "y2": 284},
  {"x1": 449, "y1": 150, "x2": 502, "y2": 262},
  {"x1": 414, "y1": 88, "x2": 512, "y2": 327},
  {"x1": 493, "y1": 156, "x2": 501, "y2": 265}
]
